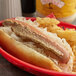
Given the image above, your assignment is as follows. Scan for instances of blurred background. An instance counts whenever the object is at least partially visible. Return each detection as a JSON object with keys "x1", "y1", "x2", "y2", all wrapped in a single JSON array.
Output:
[
  {"x1": 0, "y1": 0, "x2": 36, "y2": 20},
  {"x1": 0, "y1": 0, "x2": 76, "y2": 24}
]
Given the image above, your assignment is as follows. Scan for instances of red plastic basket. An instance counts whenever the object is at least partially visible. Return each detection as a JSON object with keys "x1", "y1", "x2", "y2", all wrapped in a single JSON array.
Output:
[{"x1": 0, "y1": 13, "x2": 76, "y2": 76}]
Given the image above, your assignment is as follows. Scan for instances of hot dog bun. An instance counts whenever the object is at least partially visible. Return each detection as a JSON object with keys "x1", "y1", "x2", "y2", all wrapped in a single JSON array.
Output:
[{"x1": 0, "y1": 18, "x2": 74, "y2": 73}]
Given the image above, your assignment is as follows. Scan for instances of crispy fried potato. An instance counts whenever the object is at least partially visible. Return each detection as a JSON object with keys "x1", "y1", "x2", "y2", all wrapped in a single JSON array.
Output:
[
  {"x1": 72, "y1": 45, "x2": 76, "y2": 72},
  {"x1": 72, "y1": 46, "x2": 76, "y2": 57},
  {"x1": 36, "y1": 17, "x2": 63, "y2": 34},
  {"x1": 36, "y1": 17, "x2": 60, "y2": 28},
  {"x1": 36, "y1": 17, "x2": 76, "y2": 46},
  {"x1": 56, "y1": 30, "x2": 76, "y2": 46}
]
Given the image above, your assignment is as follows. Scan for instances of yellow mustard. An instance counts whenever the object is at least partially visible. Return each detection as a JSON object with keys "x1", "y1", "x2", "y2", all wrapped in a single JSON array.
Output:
[{"x1": 36, "y1": 0, "x2": 76, "y2": 18}]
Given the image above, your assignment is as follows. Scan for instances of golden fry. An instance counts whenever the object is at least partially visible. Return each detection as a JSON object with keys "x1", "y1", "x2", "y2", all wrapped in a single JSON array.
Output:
[
  {"x1": 56, "y1": 30, "x2": 76, "y2": 46},
  {"x1": 36, "y1": 17, "x2": 76, "y2": 46},
  {"x1": 72, "y1": 45, "x2": 76, "y2": 72},
  {"x1": 36, "y1": 17, "x2": 60, "y2": 28}
]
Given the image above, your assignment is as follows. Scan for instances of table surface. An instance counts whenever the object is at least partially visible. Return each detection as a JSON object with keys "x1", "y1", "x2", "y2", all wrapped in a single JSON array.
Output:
[
  {"x1": 0, "y1": 55, "x2": 35, "y2": 76},
  {"x1": 0, "y1": 14, "x2": 76, "y2": 76}
]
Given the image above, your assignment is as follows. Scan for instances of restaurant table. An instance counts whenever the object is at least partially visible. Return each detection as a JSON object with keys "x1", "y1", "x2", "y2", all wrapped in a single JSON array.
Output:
[
  {"x1": 0, "y1": 55, "x2": 35, "y2": 76},
  {"x1": 0, "y1": 14, "x2": 76, "y2": 76}
]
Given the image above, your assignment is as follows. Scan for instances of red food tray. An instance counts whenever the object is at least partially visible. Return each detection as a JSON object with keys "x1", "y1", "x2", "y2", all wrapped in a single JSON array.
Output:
[{"x1": 0, "y1": 13, "x2": 76, "y2": 76}]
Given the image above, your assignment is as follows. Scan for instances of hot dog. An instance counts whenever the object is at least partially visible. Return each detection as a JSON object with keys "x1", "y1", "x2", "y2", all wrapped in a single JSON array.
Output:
[{"x1": 0, "y1": 18, "x2": 74, "y2": 73}]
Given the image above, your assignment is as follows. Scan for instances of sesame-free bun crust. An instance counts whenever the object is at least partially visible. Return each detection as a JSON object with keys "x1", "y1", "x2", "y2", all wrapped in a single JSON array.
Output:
[{"x1": 0, "y1": 30, "x2": 62, "y2": 72}]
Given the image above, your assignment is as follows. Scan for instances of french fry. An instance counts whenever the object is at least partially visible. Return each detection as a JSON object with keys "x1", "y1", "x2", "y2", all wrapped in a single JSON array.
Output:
[
  {"x1": 36, "y1": 17, "x2": 60, "y2": 28},
  {"x1": 36, "y1": 17, "x2": 76, "y2": 46},
  {"x1": 56, "y1": 30, "x2": 76, "y2": 46},
  {"x1": 72, "y1": 45, "x2": 76, "y2": 72}
]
